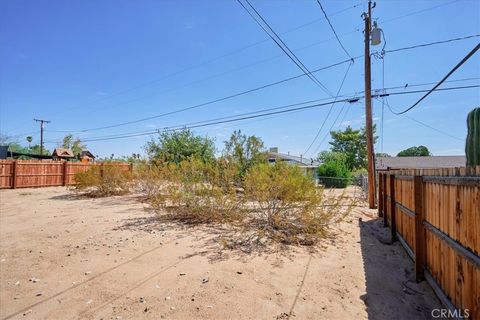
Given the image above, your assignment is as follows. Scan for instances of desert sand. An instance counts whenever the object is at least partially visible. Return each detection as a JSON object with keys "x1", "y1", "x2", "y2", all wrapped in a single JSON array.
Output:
[{"x1": 0, "y1": 187, "x2": 441, "y2": 319}]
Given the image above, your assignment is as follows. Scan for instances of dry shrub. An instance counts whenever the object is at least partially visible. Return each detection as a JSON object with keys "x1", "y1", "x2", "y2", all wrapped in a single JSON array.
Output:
[
  {"x1": 133, "y1": 163, "x2": 172, "y2": 200},
  {"x1": 244, "y1": 161, "x2": 353, "y2": 245},
  {"x1": 145, "y1": 159, "x2": 355, "y2": 246},
  {"x1": 74, "y1": 164, "x2": 132, "y2": 197},
  {"x1": 148, "y1": 157, "x2": 243, "y2": 223}
]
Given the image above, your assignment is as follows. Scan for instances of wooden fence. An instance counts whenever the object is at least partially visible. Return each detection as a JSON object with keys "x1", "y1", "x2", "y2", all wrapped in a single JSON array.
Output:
[
  {"x1": 378, "y1": 167, "x2": 479, "y2": 318},
  {"x1": 0, "y1": 160, "x2": 132, "y2": 189}
]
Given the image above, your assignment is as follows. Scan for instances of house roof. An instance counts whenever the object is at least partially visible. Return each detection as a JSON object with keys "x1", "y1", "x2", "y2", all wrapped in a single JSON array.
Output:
[
  {"x1": 52, "y1": 148, "x2": 74, "y2": 158},
  {"x1": 376, "y1": 156, "x2": 466, "y2": 170},
  {"x1": 80, "y1": 150, "x2": 95, "y2": 158},
  {"x1": 267, "y1": 152, "x2": 320, "y2": 167}
]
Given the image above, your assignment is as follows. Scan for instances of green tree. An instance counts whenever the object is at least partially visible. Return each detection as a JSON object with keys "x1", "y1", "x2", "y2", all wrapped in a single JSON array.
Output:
[
  {"x1": 61, "y1": 134, "x2": 86, "y2": 156},
  {"x1": 397, "y1": 146, "x2": 431, "y2": 157},
  {"x1": 316, "y1": 150, "x2": 352, "y2": 188},
  {"x1": 316, "y1": 150, "x2": 348, "y2": 164},
  {"x1": 26, "y1": 136, "x2": 33, "y2": 150},
  {"x1": 223, "y1": 130, "x2": 266, "y2": 180},
  {"x1": 30, "y1": 144, "x2": 50, "y2": 156},
  {"x1": 145, "y1": 129, "x2": 215, "y2": 164},
  {"x1": 328, "y1": 125, "x2": 377, "y2": 170},
  {"x1": 375, "y1": 152, "x2": 390, "y2": 158}
]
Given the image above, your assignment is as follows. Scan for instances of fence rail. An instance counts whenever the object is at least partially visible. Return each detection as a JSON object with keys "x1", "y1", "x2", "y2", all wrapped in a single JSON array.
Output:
[
  {"x1": 378, "y1": 167, "x2": 479, "y2": 319},
  {"x1": 0, "y1": 160, "x2": 131, "y2": 189}
]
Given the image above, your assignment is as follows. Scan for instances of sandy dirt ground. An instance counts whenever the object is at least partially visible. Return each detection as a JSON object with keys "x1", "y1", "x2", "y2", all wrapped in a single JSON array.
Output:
[{"x1": 0, "y1": 187, "x2": 442, "y2": 320}]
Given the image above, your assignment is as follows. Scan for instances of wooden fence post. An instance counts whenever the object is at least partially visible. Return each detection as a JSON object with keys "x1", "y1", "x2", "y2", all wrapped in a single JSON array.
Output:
[
  {"x1": 63, "y1": 161, "x2": 68, "y2": 186},
  {"x1": 378, "y1": 173, "x2": 384, "y2": 217},
  {"x1": 12, "y1": 160, "x2": 17, "y2": 189},
  {"x1": 383, "y1": 173, "x2": 388, "y2": 227},
  {"x1": 414, "y1": 175, "x2": 425, "y2": 282},
  {"x1": 100, "y1": 163, "x2": 104, "y2": 178},
  {"x1": 389, "y1": 174, "x2": 397, "y2": 242}
]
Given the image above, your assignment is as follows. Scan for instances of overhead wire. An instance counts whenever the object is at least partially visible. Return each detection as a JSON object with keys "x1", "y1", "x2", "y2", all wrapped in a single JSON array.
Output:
[
  {"x1": 76, "y1": 2, "x2": 360, "y2": 105},
  {"x1": 316, "y1": 0, "x2": 354, "y2": 60},
  {"x1": 237, "y1": 0, "x2": 333, "y2": 96},
  {"x1": 390, "y1": 43, "x2": 480, "y2": 115},
  {"x1": 384, "y1": 34, "x2": 479, "y2": 54},
  {"x1": 48, "y1": 57, "x2": 355, "y2": 133},
  {"x1": 44, "y1": 34, "x2": 480, "y2": 135},
  {"x1": 380, "y1": 97, "x2": 463, "y2": 141},
  {"x1": 8, "y1": 0, "x2": 466, "y2": 135},
  {"x1": 303, "y1": 61, "x2": 353, "y2": 156},
  {"x1": 43, "y1": 84, "x2": 479, "y2": 144}
]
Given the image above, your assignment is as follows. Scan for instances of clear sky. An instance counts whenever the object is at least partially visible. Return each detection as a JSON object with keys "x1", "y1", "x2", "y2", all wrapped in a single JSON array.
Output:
[{"x1": 1, "y1": 0, "x2": 479, "y2": 159}]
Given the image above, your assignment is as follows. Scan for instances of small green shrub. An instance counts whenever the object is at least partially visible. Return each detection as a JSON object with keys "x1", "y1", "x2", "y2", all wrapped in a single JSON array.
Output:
[
  {"x1": 150, "y1": 157, "x2": 243, "y2": 223},
  {"x1": 133, "y1": 162, "x2": 172, "y2": 200},
  {"x1": 244, "y1": 161, "x2": 350, "y2": 244},
  {"x1": 317, "y1": 161, "x2": 352, "y2": 188},
  {"x1": 74, "y1": 164, "x2": 132, "y2": 197}
]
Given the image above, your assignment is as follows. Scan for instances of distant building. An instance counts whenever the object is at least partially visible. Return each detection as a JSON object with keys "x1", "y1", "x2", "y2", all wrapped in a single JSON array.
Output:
[
  {"x1": 267, "y1": 147, "x2": 320, "y2": 180},
  {"x1": 0, "y1": 146, "x2": 8, "y2": 159},
  {"x1": 79, "y1": 150, "x2": 95, "y2": 163},
  {"x1": 52, "y1": 148, "x2": 75, "y2": 160},
  {"x1": 376, "y1": 156, "x2": 466, "y2": 170}
]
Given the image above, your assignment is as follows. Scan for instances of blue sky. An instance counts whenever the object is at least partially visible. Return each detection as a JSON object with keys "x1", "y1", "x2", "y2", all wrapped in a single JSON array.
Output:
[{"x1": 1, "y1": 0, "x2": 479, "y2": 159}]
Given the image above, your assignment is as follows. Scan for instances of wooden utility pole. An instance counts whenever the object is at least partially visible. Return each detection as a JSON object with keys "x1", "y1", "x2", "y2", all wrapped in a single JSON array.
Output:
[
  {"x1": 364, "y1": 0, "x2": 377, "y2": 209},
  {"x1": 34, "y1": 118, "x2": 51, "y2": 157}
]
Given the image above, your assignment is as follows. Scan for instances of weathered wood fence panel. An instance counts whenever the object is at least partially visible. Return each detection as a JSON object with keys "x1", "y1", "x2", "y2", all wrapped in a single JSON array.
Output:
[
  {"x1": 0, "y1": 160, "x2": 131, "y2": 189},
  {"x1": 378, "y1": 167, "x2": 480, "y2": 319}
]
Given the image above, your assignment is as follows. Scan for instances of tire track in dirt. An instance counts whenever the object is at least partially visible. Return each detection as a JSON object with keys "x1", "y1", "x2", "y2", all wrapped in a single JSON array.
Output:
[
  {"x1": 77, "y1": 250, "x2": 208, "y2": 319},
  {"x1": 2, "y1": 236, "x2": 184, "y2": 320},
  {"x1": 287, "y1": 255, "x2": 312, "y2": 318}
]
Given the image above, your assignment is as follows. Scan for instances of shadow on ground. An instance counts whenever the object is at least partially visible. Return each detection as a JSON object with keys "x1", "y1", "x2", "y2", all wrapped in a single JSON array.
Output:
[
  {"x1": 113, "y1": 212, "x2": 308, "y2": 264},
  {"x1": 359, "y1": 217, "x2": 442, "y2": 320}
]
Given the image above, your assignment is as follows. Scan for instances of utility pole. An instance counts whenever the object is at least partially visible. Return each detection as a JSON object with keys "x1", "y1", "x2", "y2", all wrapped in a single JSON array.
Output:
[
  {"x1": 34, "y1": 118, "x2": 51, "y2": 157},
  {"x1": 363, "y1": 0, "x2": 377, "y2": 209}
]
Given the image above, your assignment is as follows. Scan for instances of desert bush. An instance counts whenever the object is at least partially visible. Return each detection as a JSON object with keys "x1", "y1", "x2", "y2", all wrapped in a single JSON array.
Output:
[
  {"x1": 74, "y1": 164, "x2": 132, "y2": 196},
  {"x1": 150, "y1": 157, "x2": 243, "y2": 223},
  {"x1": 317, "y1": 160, "x2": 352, "y2": 188},
  {"x1": 223, "y1": 130, "x2": 266, "y2": 184},
  {"x1": 244, "y1": 161, "x2": 351, "y2": 244},
  {"x1": 133, "y1": 163, "x2": 173, "y2": 200}
]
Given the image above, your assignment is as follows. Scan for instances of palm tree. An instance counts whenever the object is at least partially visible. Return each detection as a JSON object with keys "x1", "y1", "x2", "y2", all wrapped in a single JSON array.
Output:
[{"x1": 26, "y1": 136, "x2": 33, "y2": 151}]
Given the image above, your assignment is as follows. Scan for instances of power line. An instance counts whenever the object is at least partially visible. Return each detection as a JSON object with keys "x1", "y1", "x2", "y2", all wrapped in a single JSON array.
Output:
[
  {"x1": 46, "y1": 77, "x2": 478, "y2": 136},
  {"x1": 310, "y1": 101, "x2": 349, "y2": 157},
  {"x1": 51, "y1": 58, "x2": 354, "y2": 133},
  {"x1": 237, "y1": 0, "x2": 333, "y2": 96},
  {"x1": 384, "y1": 34, "x2": 479, "y2": 54},
  {"x1": 33, "y1": 0, "x2": 461, "y2": 121},
  {"x1": 380, "y1": 0, "x2": 460, "y2": 24},
  {"x1": 390, "y1": 43, "x2": 480, "y2": 115},
  {"x1": 44, "y1": 84, "x2": 479, "y2": 144},
  {"x1": 303, "y1": 61, "x2": 353, "y2": 156},
  {"x1": 37, "y1": 2, "x2": 363, "y2": 124},
  {"x1": 8, "y1": 0, "x2": 464, "y2": 135},
  {"x1": 380, "y1": 97, "x2": 463, "y2": 141},
  {"x1": 316, "y1": 0, "x2": 353, "y2": 60},
  {"x1": 46, "y1": 36, "x2": 480, "y2": 134},
  {"x1": 47, "y1": 98, "x2": 334, "y2": 143}
]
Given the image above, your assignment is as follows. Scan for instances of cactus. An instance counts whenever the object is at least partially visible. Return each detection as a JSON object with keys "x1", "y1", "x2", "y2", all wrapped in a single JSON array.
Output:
[{"x1": 466, "y1": 107, "x2": 480, "y2": 166}]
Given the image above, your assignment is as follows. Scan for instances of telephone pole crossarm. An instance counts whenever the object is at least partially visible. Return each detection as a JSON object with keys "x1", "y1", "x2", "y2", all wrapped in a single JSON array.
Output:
[{"x1": 34, "y1": 118, "x2": 51, "y2": 157}]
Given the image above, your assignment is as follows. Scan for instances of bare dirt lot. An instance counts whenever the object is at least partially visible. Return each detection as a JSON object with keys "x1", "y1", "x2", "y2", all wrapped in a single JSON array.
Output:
[{"x1": 0, "y1": 187, "x2": 441, "y2": 319}]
